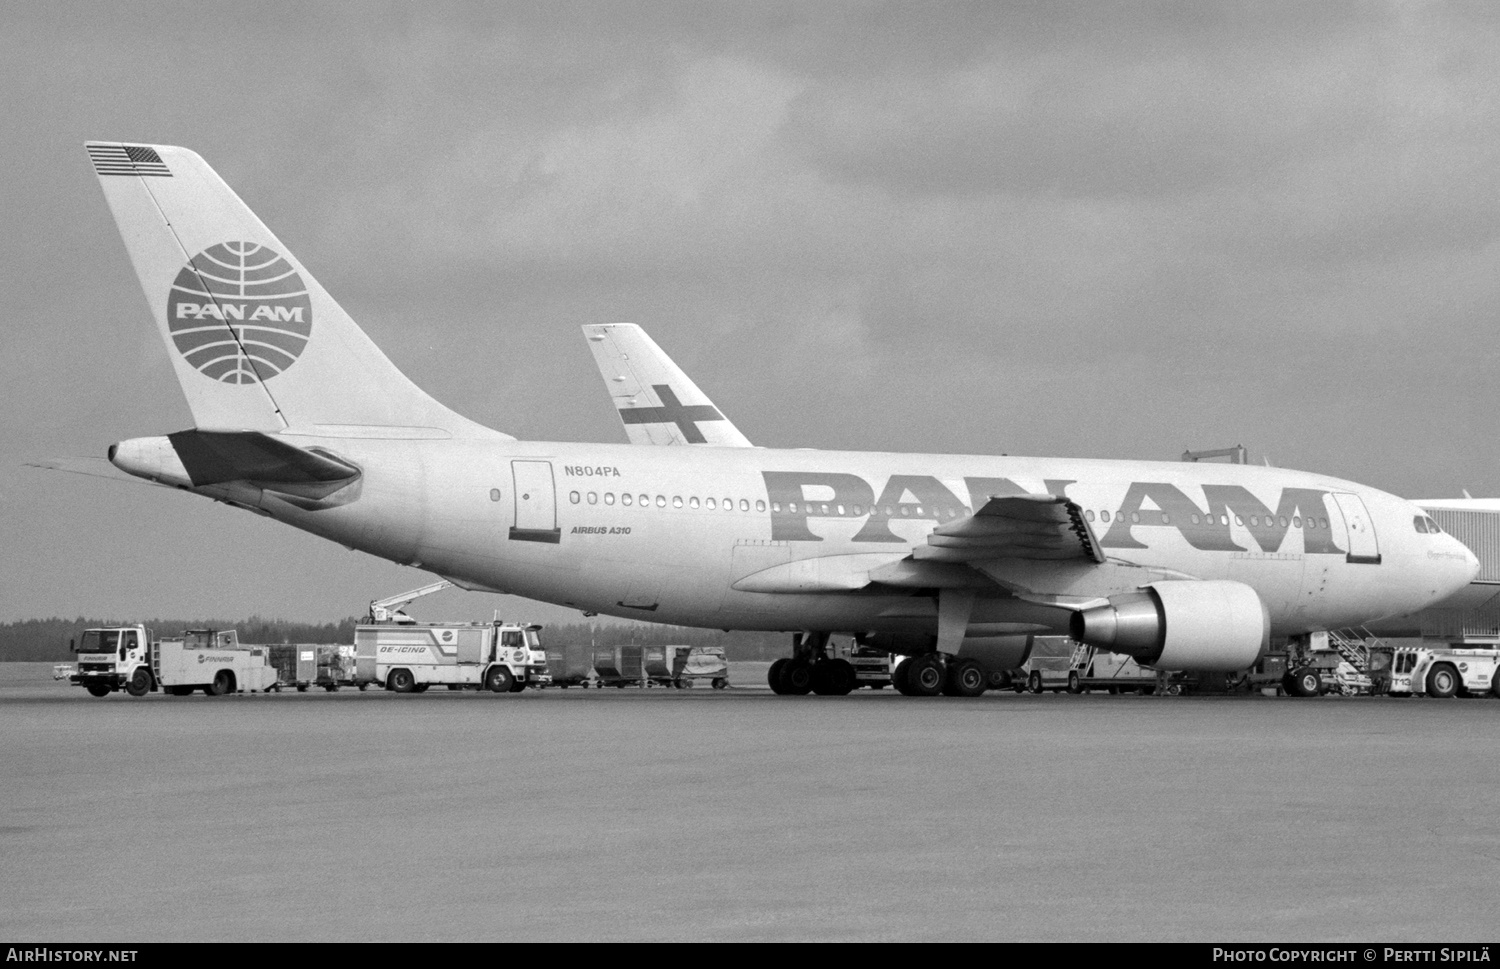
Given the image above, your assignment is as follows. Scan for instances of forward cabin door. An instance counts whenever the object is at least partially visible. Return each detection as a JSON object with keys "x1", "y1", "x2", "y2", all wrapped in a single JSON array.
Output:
[
  {"x1": 510, "y1": 460, "x2": 560, "y2": 544},
  {"x1": 1330, "y1": 493, "x2": 1381, "y2": 564}
]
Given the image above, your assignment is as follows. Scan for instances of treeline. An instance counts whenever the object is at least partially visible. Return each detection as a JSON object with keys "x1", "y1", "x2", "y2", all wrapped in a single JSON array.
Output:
[{"x1": 1, "y1": 617, "x2": 792, "y2": 662}]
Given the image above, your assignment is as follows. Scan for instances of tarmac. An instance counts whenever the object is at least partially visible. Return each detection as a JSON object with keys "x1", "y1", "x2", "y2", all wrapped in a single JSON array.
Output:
[{"x1": 2, "y1": 661, "x2": 1498, "y2": 942}]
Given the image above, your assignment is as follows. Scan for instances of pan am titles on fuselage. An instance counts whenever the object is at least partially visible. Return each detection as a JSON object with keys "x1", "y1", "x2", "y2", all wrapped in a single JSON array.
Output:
[{"x1": 87, "y1": 141, "x2": 1480, "y2": 698}]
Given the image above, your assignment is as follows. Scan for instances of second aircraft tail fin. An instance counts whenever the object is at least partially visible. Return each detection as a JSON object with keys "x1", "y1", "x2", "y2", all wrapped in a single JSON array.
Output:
[{"x1": 583, "y1": 323, "x2": 752, "y2": 447}]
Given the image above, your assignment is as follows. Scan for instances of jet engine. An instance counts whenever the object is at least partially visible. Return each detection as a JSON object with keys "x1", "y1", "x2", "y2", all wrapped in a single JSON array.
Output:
[{"x1": 1068, "y1": 580, "x2": 1269, "y2": 672}]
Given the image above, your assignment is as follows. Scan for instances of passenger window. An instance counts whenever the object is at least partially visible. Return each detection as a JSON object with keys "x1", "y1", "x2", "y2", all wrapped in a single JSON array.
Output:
[
  {"x1": 1085, "y1": 510, "x2": 1095, "y2": 522},
  {"x1": 756, "y1": 500, "x2": 766, "y2": 512},
  {"x1": 706, "y1": 498, "x2": 715, "y2": 509},
  {"x1": 1160, "y1": 513, "x2": 1169, "y2": 524},
  {"x1": 1278, "y1": 517, "x2": 1287, "y2": 528},
  {"x1": 605, "y1": 493, "x2": 615, "y2": 505},
  {"x1": 588, "y1": 492, "x2": 598, "y2": 505},
  {"x1": 656, "y1": 495, "x2": 666, "y2": 508},
  {"x1": 771, "y1": 502, "x2": 779, "y2": 512},
  {"x1": 789, "y1": 502, "x2": 797, "y2": 514},
  {"x1": 739, "y1": 499, "x2": 749, "y2": 511},
  {"x1": 622, "y1": 493, "x2": 633, "y2": 506},
  {"x1": 490, "y1": 488, "x2": 502, "y2": 502},
  {"x1": 723, "y1": 497, "x2": 731, "y2": 510},
  {"x1": 836, "y1": 504, "x2": 845, "y2": 516},
  {"x1": 900, "y1": 506, "x2": 911, "y2": 517},
  {"x1": 672, "y1": 496, "x2": 683, "y2": 508},
  {"x1": 689, "y1": 497, "x2": 699, "y2": 509},
  {"x1": 1130, "y1": 512, "x2": 1140, "y2": 524},
  {"x1": 569, "y1": 491, "x2": 581, "y2": 504},
  {"x1": 1100, "y1": 511, "x2": 1110, "y2": 523},
  {"x1": 639, "y1": 494, "x2": 648, "y2": 506},
  {"x1": 1249, "y1": 516, "x2": 1259, "y2": 527},
  {"x1": 821, "y1": 503, "x2": 830, "y2": 515},
  {"x1": 1235, "y1": 516, "x2": 1244, "y2": 526},
  {"x1": 852, "y1": 504, "x2": 862, "y2": 516},
  {"x1": 884, "y1": 506, "x2": 894, "y2": 517}
]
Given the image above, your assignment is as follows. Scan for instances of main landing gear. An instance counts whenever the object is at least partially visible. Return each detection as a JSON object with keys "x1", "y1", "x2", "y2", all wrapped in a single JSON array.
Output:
[
  {"x1": 768, "y1": 632, "x2": 858, "y2": 696},
  {"x1": 891, "y1": 653, "x2": 986, "y2": 698},
  {"x1": 768, "y1": 633, "x2": 989, "y2": 698}
]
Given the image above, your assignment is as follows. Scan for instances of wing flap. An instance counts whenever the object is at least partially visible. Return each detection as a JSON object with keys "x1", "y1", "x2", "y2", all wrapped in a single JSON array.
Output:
[{"x1": 918, "y1": 494, "x2": 1104, "y2": 564}]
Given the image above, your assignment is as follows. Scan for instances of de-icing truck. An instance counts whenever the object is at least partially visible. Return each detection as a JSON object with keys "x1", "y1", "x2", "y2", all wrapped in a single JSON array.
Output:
[{"x1": 355, "y1": 620, "x2": 549, "y2": 693}]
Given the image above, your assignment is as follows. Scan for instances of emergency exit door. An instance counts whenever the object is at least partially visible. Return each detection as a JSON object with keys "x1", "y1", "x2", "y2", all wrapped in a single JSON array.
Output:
[
  {"x1": 509, "y1": 460, "x2": 561, "y2": 544},
  {"x1": 1330, "y1": 493, "x2": 1381, "y2": 565}
]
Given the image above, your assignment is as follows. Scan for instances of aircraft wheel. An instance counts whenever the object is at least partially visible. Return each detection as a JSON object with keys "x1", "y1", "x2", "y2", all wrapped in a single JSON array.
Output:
[
  {"x1": 507, "y1": 678, "x2": 526, "y2": 693},
  {"x1": 1027, "y1": 671, "x2": 1044, "y2": 695},
  {"x1": 325, "y1": 684, "x2": 340, "y2": 692},
  {"x1": 389, "y1": 668, "x2": 416, "y2": 693},
  {"x1": 767, "y1": 658, "x2": 790, "y2": 695},
  {"x1": 712, "y1": 677, "x2": 728, "y2": 690},
  {"x1": 1066, "y1": 672, "x2": 1083, "y2": 695},
  {"x1": 85, "y1": 683, "x2": 112, "y2": 697},
  {"x1": 204, "y1": 670, "x2": 234, "y2": 696},
  {"x1": 783, "y1": 658, "x2": 814, "y2": 695},
  {"x1": 674, "y1": 678, "x2": 692, "y2": 690},
  {"x1": 907, "y1": 654, "x2": 945, "y2": 697},
  {"x1": 946, "y1": 659, "x2": 987, "y2": 698},
  {"x1": 1426, "y1": 664, "x2": 1459, "y2": 699},
  {"x1": 989, "y1": 670, "x2": 1011, "y2": 691},
  {"x1": 822, "y1": 659, "x2": 857, "y2": 695},
  {"x1": 890, "y1": 659, "x2": 915, "y2": 695},
  {"x1": 125, "y1": 667, "x2": 153, "y2": 697}
]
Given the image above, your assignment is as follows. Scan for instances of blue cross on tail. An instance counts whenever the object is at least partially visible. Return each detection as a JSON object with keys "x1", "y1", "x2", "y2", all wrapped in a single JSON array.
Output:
[{"x1": 619, "y1": 385, "x2": 725, "y2": 444}]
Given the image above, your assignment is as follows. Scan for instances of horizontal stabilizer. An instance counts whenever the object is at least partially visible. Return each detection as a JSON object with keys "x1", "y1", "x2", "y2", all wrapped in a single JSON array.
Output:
[{"x1": 110, "y1": 430, "x2": 359, "y2": 489}]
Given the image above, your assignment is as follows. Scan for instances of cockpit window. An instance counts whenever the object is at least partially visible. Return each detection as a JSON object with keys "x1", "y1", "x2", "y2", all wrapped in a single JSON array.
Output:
[
  {"x1": 1426, "y1": 517, "x2": 1442, "y2": 534},
  {"x1": 1414, "y1": 515, "x2": 1429, "y2": 534}
]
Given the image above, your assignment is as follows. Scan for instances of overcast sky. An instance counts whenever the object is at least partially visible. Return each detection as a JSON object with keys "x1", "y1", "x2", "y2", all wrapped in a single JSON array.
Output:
[{"x1": 3, "y1": 2, "x2": 1499, "y2": 625}]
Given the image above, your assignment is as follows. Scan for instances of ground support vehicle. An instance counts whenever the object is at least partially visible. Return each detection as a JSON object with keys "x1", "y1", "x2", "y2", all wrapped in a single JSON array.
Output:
[
  {"x1": 1274, "y1": 629, "x2": 1393, "y2": 697},
  {"x1": 355, "y1": 621, "x2": 548, "y2": 694},
  {"x1": 665, "y1": 645, "x2": 730, "y2": 689},
  {"x1": 592, "y1": 644, "x2": 673, "y2": 687},
  {"x1": 544, "y1": 644, "x2": 598, "y2": 687},
  {"x1": 1014, "y1": 636, "x2": 1085, "y2": 694},
  {"x1": 849, "y1": 647, "x2": 892, "y2": 689},
  {"x1": 1386, "y1": 645, "x2": 1500, "y2": 698},
  {"x1": 1066, "y1": 647, "x2": 1161, "y2": 694},
  {"x1": 265, "y1": 644, "x2": 362, "y2": 692},
  {"x1": 57, "y1": 626, "x2": 276, "y2": 697}
]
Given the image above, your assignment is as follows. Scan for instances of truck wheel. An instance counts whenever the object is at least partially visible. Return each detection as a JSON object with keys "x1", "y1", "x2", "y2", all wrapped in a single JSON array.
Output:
[
  {"x1": 1066, "y1": 672, "x2": 1083, "y2": 695},
  {"x1": 1426, "y1": 663, "x2": 1459, "y2": 699},
  {"x1": 485, "y1": 666, "x2": 514, "y2": 693},
  {"x1": 85, "y1": 683, "x2": 111, "y2": 697},
  {"x1": 412, "y1": 683, "x2": 430, "y2": 693},
  {"x1": 1027, "y1": 671, "x2": 1044, "y2": 694},
  {"x1": 674, "y1": 678, "x2": 691, "y2": 690},
  {"x1": 125, "y1": 667, "x2": 153, "y2": 697},
  {"x1": 166, "y1": 685, "x2": 194, "y2": 696},
  {"x1": 205, "y1": 670, "x2": 234, "y2": 696},
  {"x1": 1491, "y1": 669, "x2": 1500, "y2": 699},
  {"x1": 1288, "y1": 668, "x2": 1321, "y2": 698},
  {"x1": 325, "y1": 684, "x2": 339, "y2": 692},
  {"x1": 712, "y1": 677, "x2": 728, "y2": 690},
  {"x1": 357, "y1": 682, "x2": 369, "y2": 692},
  {"x1": 507, "y1": 678, "x2": 526, "y2": 693},
  {"x1": 388, "y1": 668, "x2": 416, "y2": 693},
  {"x1": 295, "y1": 684, "x2": 308, "y2": 693}
]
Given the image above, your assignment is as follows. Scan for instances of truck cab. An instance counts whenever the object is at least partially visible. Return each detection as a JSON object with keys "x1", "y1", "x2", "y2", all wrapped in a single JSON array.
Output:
[
  {"x1": 58, "y1": 625, "x2": 155, "y2": 697},
  {"x1": 1389, "y1": 646, "x2": 1500, "y2": 698}
]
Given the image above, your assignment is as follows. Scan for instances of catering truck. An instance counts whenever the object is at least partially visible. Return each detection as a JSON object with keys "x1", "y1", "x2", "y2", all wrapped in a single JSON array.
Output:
[
  {"x1": 355, "y1": 620, "x2": 549, "y2": 693},
  {"x1": 56, "y1": 626, "x2": 277, "y2": 697}
]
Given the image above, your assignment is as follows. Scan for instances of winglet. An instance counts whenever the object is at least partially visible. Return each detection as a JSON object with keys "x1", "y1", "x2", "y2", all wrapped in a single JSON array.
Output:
[{"x1": 583, "y1": 323, "x2": 752, "y2": 447}]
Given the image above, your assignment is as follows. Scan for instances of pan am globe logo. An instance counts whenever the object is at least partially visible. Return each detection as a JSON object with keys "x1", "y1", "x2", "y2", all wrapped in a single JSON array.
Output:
[{"x1": 166, "y1": 241, "x2": 312, "y2": 384}]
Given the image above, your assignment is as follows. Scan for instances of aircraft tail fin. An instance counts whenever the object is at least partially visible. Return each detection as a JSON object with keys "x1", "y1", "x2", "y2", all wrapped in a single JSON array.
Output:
[
  {"x1": 583, "y1": 323, "x2": 752, "y2": 447},
  {"x1": 86, "y1": 142, "x2": 505, "y2": 439}
]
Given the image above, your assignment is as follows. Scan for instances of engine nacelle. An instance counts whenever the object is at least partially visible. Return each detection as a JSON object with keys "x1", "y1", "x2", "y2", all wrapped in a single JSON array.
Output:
[{"x1": 1068, "y1": 580, "x2": 1269, "y2": 672}]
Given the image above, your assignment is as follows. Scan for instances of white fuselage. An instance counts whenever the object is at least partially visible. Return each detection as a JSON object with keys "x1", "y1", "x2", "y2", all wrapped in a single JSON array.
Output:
[{"x1": 194, "y1": 436, "x2": 1477, "y2": 640}]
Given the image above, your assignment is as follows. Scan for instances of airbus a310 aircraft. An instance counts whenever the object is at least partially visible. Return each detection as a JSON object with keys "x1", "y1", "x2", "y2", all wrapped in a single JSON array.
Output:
[{"x1": 88, "y1": 142, "x2": 1478, "y2": 697}]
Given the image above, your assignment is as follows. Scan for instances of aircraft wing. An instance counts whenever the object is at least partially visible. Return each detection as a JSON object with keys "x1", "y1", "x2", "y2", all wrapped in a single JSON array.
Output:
[
  {"x1": 583, "y1": 323, "x2": 753, "y2": 447},
  {"x1": 912, "y1": 494, "x2": 1105, "y2": 564}
]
